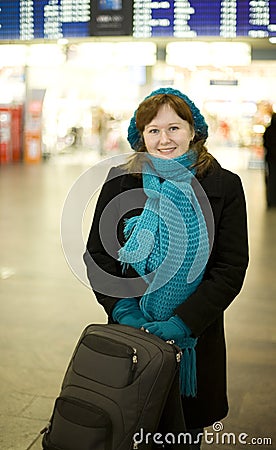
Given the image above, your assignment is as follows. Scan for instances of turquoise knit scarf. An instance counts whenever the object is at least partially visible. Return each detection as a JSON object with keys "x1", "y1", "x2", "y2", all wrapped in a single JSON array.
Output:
[{"x1": 118, "y1": 150, "x2": 209, "y2": 396}]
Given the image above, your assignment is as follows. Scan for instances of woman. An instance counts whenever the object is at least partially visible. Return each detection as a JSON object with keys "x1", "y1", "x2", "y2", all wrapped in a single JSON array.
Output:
[{"x1": 84, "y1": 87, "x2": 249, "y2": 449}]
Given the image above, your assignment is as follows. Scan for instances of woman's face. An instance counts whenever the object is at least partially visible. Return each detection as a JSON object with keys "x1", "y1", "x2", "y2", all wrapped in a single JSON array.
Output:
[{"x1": 142, "y1": 104, "x2": 194, "y2": 159}]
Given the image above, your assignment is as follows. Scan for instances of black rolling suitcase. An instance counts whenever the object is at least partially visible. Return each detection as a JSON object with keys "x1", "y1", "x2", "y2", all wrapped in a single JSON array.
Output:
[{"x1": 41, "y1": 323, "x2": 189, "y2": 450}]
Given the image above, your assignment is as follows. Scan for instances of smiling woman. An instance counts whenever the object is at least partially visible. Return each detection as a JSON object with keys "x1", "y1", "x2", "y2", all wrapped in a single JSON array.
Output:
[{"x1": 84, "y1": 86, "x2": 249, "y2": 449}]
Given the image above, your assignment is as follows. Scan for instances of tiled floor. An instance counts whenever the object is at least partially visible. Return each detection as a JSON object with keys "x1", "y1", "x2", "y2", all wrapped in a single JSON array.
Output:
[{"x1": 0, "y1": 147, "x2": 275, "y2": 450}]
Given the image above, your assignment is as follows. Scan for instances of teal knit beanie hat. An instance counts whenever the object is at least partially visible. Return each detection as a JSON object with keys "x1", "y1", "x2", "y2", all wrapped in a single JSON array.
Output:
[{"x1": 127, "y1": 87, "x2": 208, "y2": 151}]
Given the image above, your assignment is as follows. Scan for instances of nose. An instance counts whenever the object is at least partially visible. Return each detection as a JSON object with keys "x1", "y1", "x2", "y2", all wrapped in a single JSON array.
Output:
[{"x1": 159, "y1": 130, "x2": 171, "y2": 144}]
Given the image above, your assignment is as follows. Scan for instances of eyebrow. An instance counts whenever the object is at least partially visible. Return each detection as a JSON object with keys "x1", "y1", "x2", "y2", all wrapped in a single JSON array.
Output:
[{"x1": 145, "y1": 121, "x2": 181, "y2": 129}]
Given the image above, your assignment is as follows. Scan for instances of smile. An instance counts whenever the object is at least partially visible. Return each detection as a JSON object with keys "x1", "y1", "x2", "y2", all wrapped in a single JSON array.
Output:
[{"x1": 158, "y1": 148, "x2": 176, "y2": 153}]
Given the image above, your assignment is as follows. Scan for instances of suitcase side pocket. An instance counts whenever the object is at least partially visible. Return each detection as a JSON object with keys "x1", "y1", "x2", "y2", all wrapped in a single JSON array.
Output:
[
  {"x1": 73, "y1": 333, "x2": 137, "y2": 388},
  {"x1": 42, "y1": 396, "x2": 112, "y2": 450}
]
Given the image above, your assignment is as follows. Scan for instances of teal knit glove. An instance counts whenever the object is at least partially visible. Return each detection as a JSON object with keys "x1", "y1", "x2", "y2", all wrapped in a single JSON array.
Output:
[
  {"x1": 112, "y1": 298, "x2": 148, "y2": 329},
  {"x1": 142, "y1": 316, "x2": 191, "y2": 341}
]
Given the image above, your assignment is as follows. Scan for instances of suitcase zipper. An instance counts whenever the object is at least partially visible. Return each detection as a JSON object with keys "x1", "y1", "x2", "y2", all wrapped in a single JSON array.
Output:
[
  {"x1": 106, "y1": 325, "x2": 182, "y2": 364},
  {"x1": 132, "y1": 347, "x2": 138, "y2": 365},
  {"x1": 129, "y1": 347, "x2": 138, "y2": 383},
  {"x1": 166, "y1": 339, "x2": 183, "y2": 363}
]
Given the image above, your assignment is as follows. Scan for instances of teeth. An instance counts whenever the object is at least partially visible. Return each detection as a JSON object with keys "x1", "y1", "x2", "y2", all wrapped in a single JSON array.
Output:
[{"x1": 159, "y1": 149, "x2": 174, "y2": 152}]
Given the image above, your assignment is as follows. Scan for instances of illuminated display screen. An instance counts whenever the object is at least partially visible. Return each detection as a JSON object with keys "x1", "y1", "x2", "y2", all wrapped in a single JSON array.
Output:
[
  {"x1": 133, "y1": 0, "x2": 276, "y2": 38},
  {"x1": 0, "y1": 1, "x2": 91, "y2": 40},
  {"x1": 0, "y1": 1, "x2": 275, "y2": 40}
]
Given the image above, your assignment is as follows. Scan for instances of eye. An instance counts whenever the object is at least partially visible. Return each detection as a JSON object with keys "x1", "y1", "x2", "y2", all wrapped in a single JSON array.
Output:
[
  {"x1": 169, "y1": 126, "x2": 179, "y2": 132},
  {"x1": 148, "y1": 128, "x2": 159, "y2": 134}
]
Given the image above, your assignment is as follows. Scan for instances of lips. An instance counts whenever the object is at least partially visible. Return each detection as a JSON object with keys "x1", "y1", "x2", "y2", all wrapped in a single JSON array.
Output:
[{"x1": 158, "y1": 148, "x2": 176, "y2": 153}]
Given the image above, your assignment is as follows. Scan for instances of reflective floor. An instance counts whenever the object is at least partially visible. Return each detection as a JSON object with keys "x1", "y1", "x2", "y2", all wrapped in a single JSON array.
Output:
[{"x1": 0, "y1": 147, "x2": 275, "y2": 450}]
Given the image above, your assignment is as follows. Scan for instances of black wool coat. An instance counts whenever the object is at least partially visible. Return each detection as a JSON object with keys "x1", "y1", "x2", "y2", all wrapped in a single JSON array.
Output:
[{"x1": 84, "y1": 159, "x2": 249, "y2": 429}]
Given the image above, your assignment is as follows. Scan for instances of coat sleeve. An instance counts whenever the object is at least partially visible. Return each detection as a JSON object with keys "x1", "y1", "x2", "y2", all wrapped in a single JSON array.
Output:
[
  {"x1": 83, "y1": 167, "x2": 124, "y2": 316},
  {"x1": 174, "y1": 172, "x2": 249, "y2": 337}
]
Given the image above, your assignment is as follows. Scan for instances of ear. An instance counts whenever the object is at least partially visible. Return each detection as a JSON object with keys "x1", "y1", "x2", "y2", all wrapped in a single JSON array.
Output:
[{"x1": 189, "y1": 125, "x2": 195, "y2": 142}]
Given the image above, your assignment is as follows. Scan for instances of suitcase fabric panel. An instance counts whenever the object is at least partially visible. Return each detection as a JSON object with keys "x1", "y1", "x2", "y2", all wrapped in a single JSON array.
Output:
[
  {"x1": 73, "y1": 334, "x2": 137, "y2": 388},
  {"x1": 42, "y1": 396, "x2": 112, "y2": 450}
]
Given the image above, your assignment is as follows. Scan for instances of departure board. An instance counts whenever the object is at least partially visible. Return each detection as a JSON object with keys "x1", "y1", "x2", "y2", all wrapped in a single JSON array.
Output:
[
  {"x1": 0, "y1": 1, "x2": 275, "y2": 40},
  {"x1": 133, "y1": 0, "x2": 276, "y2": 38},
  {"x1": 0, "y1": 1, "x2": 91, "y2": 40}
]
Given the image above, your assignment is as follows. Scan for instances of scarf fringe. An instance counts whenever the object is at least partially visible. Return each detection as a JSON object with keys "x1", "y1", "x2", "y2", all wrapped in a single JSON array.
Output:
[
  {"x1": 123, "y1": 216, "x2": 139, "y2": 239},
  {"x1": 118, "y1": 216, "x2": 139, "y2": 274},
  {"x1": 179, "y1": 345, "x2": 197, "y2": 397}
]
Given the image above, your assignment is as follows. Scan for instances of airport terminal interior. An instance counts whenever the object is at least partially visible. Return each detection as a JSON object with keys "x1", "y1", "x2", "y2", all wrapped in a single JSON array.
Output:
[{"x1": 1, "y1": 5, "x2": 276, "y2": 449}]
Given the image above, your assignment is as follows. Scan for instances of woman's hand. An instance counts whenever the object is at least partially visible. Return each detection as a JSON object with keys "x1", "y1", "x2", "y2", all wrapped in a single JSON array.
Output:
[
  {"x1": 142, "y1": 316, "x2": 191, "y2": 341},
  {"x1": 112, "y1": 298, "x2": 148, "y2": 329}
]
